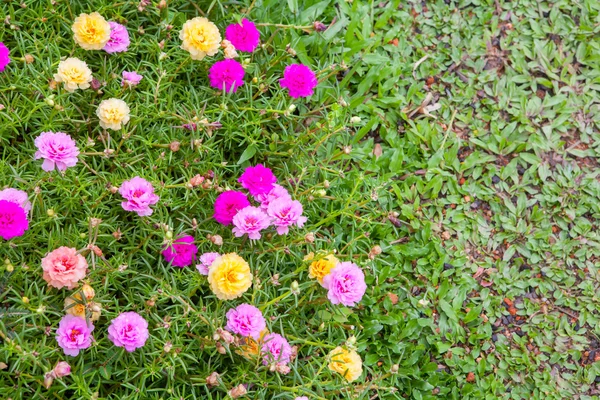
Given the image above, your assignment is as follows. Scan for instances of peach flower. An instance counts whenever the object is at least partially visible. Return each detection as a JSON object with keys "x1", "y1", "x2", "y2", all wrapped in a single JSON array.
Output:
[{"x1": 42, "y1": 247, "x2": 88, "y2": 289}]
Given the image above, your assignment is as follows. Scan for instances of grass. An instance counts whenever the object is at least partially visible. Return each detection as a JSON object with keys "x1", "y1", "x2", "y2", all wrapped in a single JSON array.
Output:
[{"x1": 1, "y1": 0, "x2": 600, "y2": 399}]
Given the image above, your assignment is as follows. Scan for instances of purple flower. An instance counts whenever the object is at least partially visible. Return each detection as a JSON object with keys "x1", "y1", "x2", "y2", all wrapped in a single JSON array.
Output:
[
  {"x1": 122, "y1": 71, "x2": 143, "y2": 87},
  {"x1": 0, "y1": 42, "x2": 10, "y2": 72},
  {"x1": 209, "y1": 59, "x2": 245, "y2": 93},
  {"x1": 322, "y1": 262, "x2": 367, "y2": 307},
  {"x1": 254, "y1": 184, "x2": 291, "y2": 210},
  {"x1": 213, "y1": 190, "x2": 250, "y2": 225},
  {"x1": 162, "y1": 235, "x2": 198, "y2": 268},
  {"x1": 55, "y1": 315, "x2": 94, "y2": 357},
  {"x1": 261, "y1": 333, "x2": 292, "y2": 366},
  {"x1": 104, "y1": 22, "x2": 130, "y2": 53},
  {"x1": 267, "y1": 198, "x2": 307, "y2": 235},
  {"x1": 108, "y1": 311, "x2": 149, "y2": 352},
  {"x1": 34, "y1": 132, "x2": 79, "y2": 172},
  {"x1": 238, "y1": 164, "x2": 277, "y2": 196},
  {"x1": 0, "y1": 200, "x2": 29, "y2": 240},
  {"x1": 232, "y1": 206, "x2": 270, "y2": 240},
  {"x1": 196, "y1": 252, "x2": 220, "y2": 275},
  {"x1": 225, "y1": 304, "x2": 266, "y2": 339},
  {"x1": 119, "y1": 176, "x2": 159, "y2": 216},
  {"x1": 280, "y1": 64, "x2": 318, "y2": 98},
  {"x1": 0, "y1": 188, "x2": 31, "y2": 213},
  {"x1": 225, "y1": 19, "x2": 260, "y2": 52}
]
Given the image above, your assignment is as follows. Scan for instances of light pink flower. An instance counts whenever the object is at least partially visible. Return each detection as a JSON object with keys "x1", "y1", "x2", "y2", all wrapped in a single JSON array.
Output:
[
  {"x1": 267, "y1": 198, "x2": 307, "y2": 235},
  {"x1": 108, "y1": 311, "x2": 149, "y2": 352},
  {"x1": 41, "y1": 247, "x2": 88, "y2": 290},
  {"x1": 34, "y1": 132, "x2": 79, "y2": 172},
  {"x1": 0, "y1": 200, "x2": 28, "y2": 240},
  {"x1": 52, "y1": 361, "x2": 71, "y2": 378},
  {"x1": 322, "y1": 262, "x2": 366, "y2": 307},
  {"x1": 254, "y1": 184, "x2": 291, "y2": 210},
  {"x1": 162, "y1": 235, "x2": 198, "y2": 267},
  {"x1": 225, "y1": 304, "x2": 266, "y2": 339},
  {"x1": 0, "y1": 188, "x2": 31, "y2": 213},
  {"x1": 238, "y1": 164, "x2": 277, "y2": 196},
  {"x1": 119, "y1": 177, "x2": 159, "y2": 216},
  {"x1": 213, "y1": 190, "x2": 250, "y2": 225},
  {"x1": 122, "y1": 71, "x2": 143, "y2": 87},
  {"x1": 55, "y1": 315, "x2": 94, "y2": 357},
  {"x1": 104, "y1": 22, "x2": 130, "y2": 53},
  {"x1": 280, "y1": 64, "x2": 318, "y2": 98},
  {"x1": 196, "y1": 252, "x2": 220, "y2": 275},
  {"x1": 261, "y1": 333, "x2": 292, "y2": 366},
  {"x1": 225, "y1": 19, "x2": 260, "y2": 52},
  {"x1": 232, "y1": 206, "x2": 270, "y2": 240}
]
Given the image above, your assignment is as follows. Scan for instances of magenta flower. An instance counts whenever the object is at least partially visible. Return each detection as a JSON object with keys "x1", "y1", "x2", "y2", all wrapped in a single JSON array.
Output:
[
  {"x1": 208, "y1": 59, "x2": 245, "y2": 93},
  {"x1": 322, "y1": 262, "x2": 367, "y2": 307},
  {"x1": 254, "y1": 184, "x2": 291, "y2": 210},
  {"x1": 162, "y1": 235, "x2": 198, "y2": 268},
  {"x1": 225, "y1": 304, "x2": 266, "y2": 339},
  {"x1": 122, "y1": 71, "x2": 143, "y2": 87},
  {"x1": 0, "y1": 200, "x2": 29, "y2": 240},
  {"x1": 0, "y1": 42, "x2": 9, "y2": 72},
  {"x1": 104, "y1": 22, "x2": 130, "y2": 53},
  {"x1": 280, "y1": 64, "x2": 318, "y2": 98},
  {"x1": 0, "y1": 188, "x2": 31, "y2": 213},
  {"x1": 119, "y1": 177, "x2": 159, "y2": 216},
  {"x1": 225, "y1": 19, "x2": 260, "y2": 52},
  {"x1": 34, "y1": 132, "x2": 79, "y2": 172},
  {"x1": 267, "y1": 198, "x2": 307, "y2": 235},
  {"x1": 213, "y1": 190, "x2": 250, "y2": 225},
  {"x1": 261, "y1": 333, "x2": 292, "y2": 365},
  {"x1": 197, "y1": 252, "x2": 220, "y2": 275},
  {"x1": 232, "y1": 206, "x2": 270, "y2": 240},
  {"x1": 238, "y1": 164, "x2": 277, "y2": 196},
  {"x1": 108, "y1": 311, "x2": 149, "y2": 352},
  {"x1": 55, "y1": 315, "x2": 94, "y2": 357}
]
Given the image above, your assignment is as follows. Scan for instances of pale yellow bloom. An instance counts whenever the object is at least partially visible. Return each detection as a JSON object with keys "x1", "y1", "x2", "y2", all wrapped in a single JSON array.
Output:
[
  {"x1": 208, "y1": 253, "x2": 252, "y2": 300},
  {"x1": 64, "y1": 295, "x2": 86, "y2": 318},
  {"x1": 96, "y1": 98, "x2": 130, "y2": 130},
  {"x1": 328, "y1": 346, "x2": 363, "y2": 382},
  {"x1": 53, "y1": 57, "x2": 93, "y2": 92},
  {"x1": 180, "y1": 17, "x2": 221, "y2": 60},
  {"x1": 309, "y1": 254, "x2": 339, "y2": 286},
  {"x1": 72, "y1": 12, "x2": 111, "y2": 50}
]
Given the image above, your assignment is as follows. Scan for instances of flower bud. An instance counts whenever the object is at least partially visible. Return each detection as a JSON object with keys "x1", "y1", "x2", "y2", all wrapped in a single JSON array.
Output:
[
  {"x1": 350, "y1": 116, "x2": 361, "y2": 124},
  {"x1": 287, "y1": 104, "x2": 296, "y2": 113},
  {"x1": 291, "y1": 280, "x2": 300, "y2": 295},
  {"x1": 163, "y1": 341, "x2": 173, "y2": 353},
  {"x1": 391, "y1": 364, "x2": 399, "y2": 373},
  {"x1": 24, "y1": 54, "x2": 34, "y2": 64},
  {"x1": 43, "y1": 372, "x2": 54, "y2": 389},
  {"x1": 210, "y1": 234, "x2": 223, "y2": 246},
  {"x1": 52, "y1": 361, "x2": 71, "y2": 378},
  {"x1": 47, "y1": 209, "x2": 55, "y2": 217},
  {"x1": 347, "y1": 336, "x2": 356, "y2": 346},
  {"x1": 206, "y1": 371, "x2": 220, "y2": 387},
  {"x1": 216, "y1": 342, "x2": 227, "y2": 354},
  {"x1": 313, "y1": 21, "x2": 327, "y2": 32},
  {"x1": 6, "y1": 264, "x2": 14, "y2": 272},
  {"x1": 170, "y1": 141, "x2": 180, "y2": 152},
  {"x1": 229, "y1": 384, "x2": 247, "y2": 398},
  {"x1": 22, "y1": 296, "x2": 29, "y2": 304},
  {"x1": 304, "y1": 232, "x2": 315, "y2": 243},
  {"x1": 157, "y1": 0, "x2": 167, "y2": 9},
  {"x1": 81, "y1": 284, "x2": 95, "y2": 300},
  {"x1": 165, "y1": 230, "x2": 173, "y2": 240}
]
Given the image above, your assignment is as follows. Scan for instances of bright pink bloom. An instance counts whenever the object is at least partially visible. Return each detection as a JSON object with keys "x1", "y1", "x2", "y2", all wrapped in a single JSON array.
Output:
[
  {"x1": 34, "y1": 132, "x2": 79, "y2": 172},
  {"x1": 122, "y1": 71, "x2": 143, "y2": 87},
  {"x1": 104, "y1": 22, "x2": 130, "y2": 53},
  {"x1": 225, "y1": 304, "x2": 266, "y2": 339},
  {"x1": 238, "y1": 164, "x2": 277, "y2": 196},
  {"x1": 0, "y1": 200, "x2": 28, "y2": 240},
  {"x1": 162, "y1": 235, "x2": 198, "y2": 267},
  {"x1": 213, "y1": 190, "x2": 250, "y2": 225},
  {"x1": 52, "y1": 361, "x2": 71, "y2": 378},
  {"x1": 280, "y1": 64, "x2": 318, "y2": 98},
  {"x1": 322, "y1": 262, "x2": 366, "y2": 307},
  {"x1": 0, "y1": 42, "x2": 9, "y2": 72},
  {"x1": 267, "y1": 198, "x2": 307, "y2": 235},
  {"x1": 232, "y1": 206, "x2": 270, "y2": 240},
  {"x1": 261, "y1": 333, "x2": 292, "y2": 365},
  {"x1": 225, "y1": 19, "x2": 260, "y2": 52},
  {"x1": 41, "y1": 246, "x2": 88, "y2": 290},
  {"x1": 0, "y1": 188, "x2": 31, "y2": 213},
  {"x1": 254, "y1": 184, "x2": 290, "y2": 210},
  {"x1": 119, "y1": 177, "x2": 159, "y2": 216},
  {"x1": 196, "y1": 252, "x2": 220, "y2": 275},
  {"x1": 208, "y1": 59, "x2": 245, "y2": 93},
  {"x1": 55, "y1": 315, "x2": 94, "y2": 357},
  {"x1": 108, "y1": 311, "x2": 149, "y2": 352}
]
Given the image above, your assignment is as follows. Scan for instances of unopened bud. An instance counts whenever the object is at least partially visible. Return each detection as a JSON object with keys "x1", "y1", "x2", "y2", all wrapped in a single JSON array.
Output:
[
  {"x1": 157, "y1": 0, "x2": 167, "y2": 9},
  {"x1": 343, "y1": 145, "x2": 352, "y2": 154},
  {"x1": 24, "y1": 54, "x2": 34, "y2": 64},
  {"x1": 210, "y1": 234, "x2": 223, "y2": 246},
  {"x1": 291, "y1": 280, "x2": 300, "y2": 294},
  {"x1": 350, "y1": 116, "x2": 361, "y2": 124},
  {"x1": 206, "y1": 371, "x2": 220, "y2": 387},
  {"x1": 216, "y1": 342, "x2": 227, "y2": 354},
  {"x1": 229, "y1": 384, "x2": 247, "y2": 398},
  {"x1": 347, "y1": 336, "x2": 356, "y2": 346},
  {"x1": 287, "y1": 104, "x2": 296, "y2": 113},
  {"x1": 47, "y1": 209, "x2": 55, "y2": 217},
  {"x1": 81, "y1": 284, "x2": 95, "y2": 300},
  {"x1": 52, "y1": 361, "x2": 71, "y2": 378},
  {"x1": 163, "y1": 341, "x2": 173, "y2": 353},
  {"x1": 304, "y1": 232, "x2": 315, "y2": 243},
  {"x1": 6, "y1": 264, "x2": 13, "y2": 272},
  {"x1": 43, "y1": 372, "x2": 54, "y2": 389},
  {"x1": 90, "y1": 78, "x2": 101, "y2": 91},
  {"x1": 170, "y1": 141, "x2": 180, "y2": 152},
  {"x1": 313, "y1": 21, "x2": 327, "y2": 32},
  {"x1": 165, "y1": 230, "x2": 173, "y2": 240},
  {"x1": 391, "y1": 364, "x2": 399, "y2": 373}
]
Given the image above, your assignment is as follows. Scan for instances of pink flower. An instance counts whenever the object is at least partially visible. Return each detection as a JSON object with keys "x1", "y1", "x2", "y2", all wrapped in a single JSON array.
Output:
[
  {"x1": 0, "y1": 188, "x2": 31, "y2": 213},
  {"x1": 104, "y1": 22, "x2": 130, "y2": 53},
  {"x1": 225, "y1": 304, "x2": 266, "y2": 339},
  {"x1": 196, "y1": 252, "x2": 220, "y2": 275},
  {"x1": 225, "y1": 19, "x2": 260, "y2": 52},
  {"x1": 254, "y1": 184, "x2": 291, "y2": 210},
  {"x1": 34, "y1": 132, "x2": 80, "y2": 172},
  {"x1": 55, "y1": 315, "x2": 94, "y2": 357},
  {"x1": 261, "y1": 333, "x2": 292, "y2": 365},
  {"x1": 295, "y1": 398, "x2": 309, "y2": 400},
  {"x1": 232, "y1": 206, "x2": 270, "y2": 240},
  {"x1": 280, "y1": 64, "x2": 318, "y2": 98},
  {"x1": 267, "y1": 198, "x2": 307, "y2": 235},
  {"x1": 108, "y1": 311, "x2": 149, "y2": 352},
  {"x1": 52, "y1": 361, "x2": 71, "y2": 378},
  {"x1": 0, "y1": 42, "x2": 9, "y2": 72},
  {"x1": 208, "y1": 59, "x2": 245, "y2": 93},
  {"x1": 322, "y1": 262, "x2": 366, "y2": 307},
  {"x1": 41, "y1": 247, "x2": 88, "y2": 289},
  {"x1": 0, "y1": 200, "x2": 29, "y2": 240},
  {"x1": 162, "y1": 235, "x2": 198, "y2": 267},
  {"x1": 119, "y1": 177, "x2": 159, "y2": 216},
  {"x1": 238, "y1": 164, "x2": 277, "y2": 196},
  {"x1": 213, "y1": 190, "x2": 250, "y2": 225},
  {"x1": 122, "y1": 71, "x2": 143, "y2": 87}
]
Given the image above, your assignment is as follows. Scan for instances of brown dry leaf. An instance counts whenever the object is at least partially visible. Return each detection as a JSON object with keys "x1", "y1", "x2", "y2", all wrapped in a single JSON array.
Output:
[
  {"x1": 387, "y1": 292, "x2": 399, "y2": 305},
  {"x1": 373, "y1": 143, "x2": 382, "y2": 159}
]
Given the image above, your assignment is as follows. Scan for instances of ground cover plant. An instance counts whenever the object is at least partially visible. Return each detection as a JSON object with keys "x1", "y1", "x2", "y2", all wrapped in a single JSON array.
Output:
[{"x1": 1, "y1": 0, "x2": 600, "y2": 399}]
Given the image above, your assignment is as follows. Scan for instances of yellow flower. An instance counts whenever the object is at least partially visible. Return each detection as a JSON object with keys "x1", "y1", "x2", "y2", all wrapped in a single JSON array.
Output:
[
  {"x1": 72, "y1": 12, "x2": 111, "y2": 50},
  {"x1": 180, "y1": 17, "x2": 221, "y2": 60},
  {"x1": 328, "y1": 346, "x2": 363, "y2": 382},
  {"x1": 64, "y1": 294, "x2": 86, "y2": 318},
  {"x1": 208, "y1": 253, "x2": 252, "y2": 300},
  {"x1": 96, "y1": 98, "x2": 130, "y2": 130},
  {"x1": 236, "y1": 329, "x2": 268, "y2": 360},
  {"x1": 309, "y1": 254, "x2": 339, "y2": 285},
  {"x1": 81, "y1": 284, "x2": 95, "y2": 300},
  {"x1": 53, "y1": 57, "x2": 93, "y2": 92}
]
